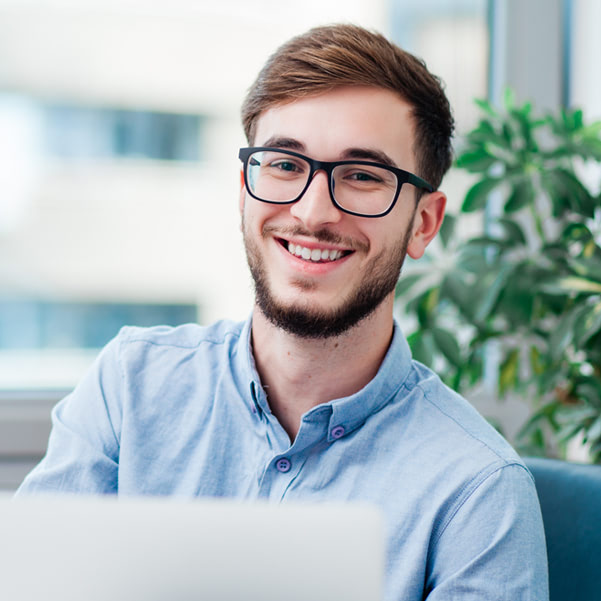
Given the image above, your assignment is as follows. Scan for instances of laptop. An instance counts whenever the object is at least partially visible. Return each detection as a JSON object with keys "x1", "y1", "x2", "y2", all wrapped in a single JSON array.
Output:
[{"x1": 0, "y1": 494, "x2": 383, "y2": 601}]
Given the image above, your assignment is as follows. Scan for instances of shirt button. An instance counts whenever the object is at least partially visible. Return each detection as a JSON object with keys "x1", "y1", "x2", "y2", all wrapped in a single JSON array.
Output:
[
  {"x1": 331, "y1": 425, "x2": 345, "y2": 439},
  {"x1": 275, "y1": 458, "x2": 291, "y2": 473}
]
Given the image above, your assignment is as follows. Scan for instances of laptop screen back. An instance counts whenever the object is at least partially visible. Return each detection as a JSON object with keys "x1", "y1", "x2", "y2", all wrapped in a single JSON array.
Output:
[{"x1": 0, "y1": 495, "x2": 383, "y2": 601}]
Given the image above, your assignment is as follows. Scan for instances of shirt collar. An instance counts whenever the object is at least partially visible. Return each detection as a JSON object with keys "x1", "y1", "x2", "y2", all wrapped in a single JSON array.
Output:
[
  {"x1": 236, "y1": 315, "x2": 413, "y2": 433},
  {"x1": 325, "y1": 321, "x2": 412, "y2": 437},
  {"x1": 235, "y1": 315, "x2": 270, "y2": 417}
]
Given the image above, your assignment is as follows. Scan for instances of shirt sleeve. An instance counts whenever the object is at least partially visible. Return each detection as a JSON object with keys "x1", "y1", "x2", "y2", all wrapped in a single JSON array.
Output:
[
  {"x1": 425, "y1": 462, "x2": 549, "y2": 601},
  {"x1": 15, "y1": 334, "x2": 124, "y2": 495}
]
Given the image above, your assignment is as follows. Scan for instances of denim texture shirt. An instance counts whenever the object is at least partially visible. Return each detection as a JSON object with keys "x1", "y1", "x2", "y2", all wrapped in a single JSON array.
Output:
[{"x1": 18, "y1": 317, "x2": 549, "y2": 600}]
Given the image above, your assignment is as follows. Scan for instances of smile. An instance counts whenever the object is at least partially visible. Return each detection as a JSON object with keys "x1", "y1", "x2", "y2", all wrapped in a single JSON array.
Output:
[{"x1": 283, "y1": 240, "x2": 351, "y2": 263}]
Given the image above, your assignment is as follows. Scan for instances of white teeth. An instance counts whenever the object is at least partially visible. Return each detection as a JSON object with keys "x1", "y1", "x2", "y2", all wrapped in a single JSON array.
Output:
[{"x1": 286, "y1": 242, "x2": 345, "y2": 262}]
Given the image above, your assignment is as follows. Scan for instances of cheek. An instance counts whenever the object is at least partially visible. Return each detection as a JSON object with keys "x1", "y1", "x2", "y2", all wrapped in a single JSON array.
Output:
[
  {"x1": 246, "y1": 199, "x2": 292, "y2": 228},
  {"x1": 361, "y1": 220, "x2": 400, "y2": 252},
  {"x1": 241, "y1": 200, "x2": 271, "y2": 241},
  {"x1": 384, "y1": 200, "x2": 418, "y2": 242}
]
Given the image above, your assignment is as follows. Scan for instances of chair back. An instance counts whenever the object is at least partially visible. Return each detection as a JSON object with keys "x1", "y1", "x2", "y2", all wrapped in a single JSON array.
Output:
[{"x1": 525, "y1": 457, "x2": 601, "y2": 601}]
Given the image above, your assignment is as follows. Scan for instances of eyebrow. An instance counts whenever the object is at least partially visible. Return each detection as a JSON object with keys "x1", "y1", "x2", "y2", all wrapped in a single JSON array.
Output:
[
  {"x1": 342, "y1": 148, "x2": 398, "y2": 168},
  {"x1": 261, "y1": 136, "x2": 305, "y2": 151},
  {"x1": 259, "y1": 137, "x2": 400, "y2": 169}
]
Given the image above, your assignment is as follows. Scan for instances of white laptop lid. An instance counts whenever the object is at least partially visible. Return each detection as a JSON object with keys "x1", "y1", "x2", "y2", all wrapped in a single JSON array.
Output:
[{"x1": 0, "y1": 494, "x2": 383, "y2": 601}]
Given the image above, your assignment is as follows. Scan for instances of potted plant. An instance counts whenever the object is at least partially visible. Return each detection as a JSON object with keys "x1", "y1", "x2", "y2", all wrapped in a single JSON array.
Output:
[{"x1": 396, "y1": 90, "x2": 601, "y2": 462}]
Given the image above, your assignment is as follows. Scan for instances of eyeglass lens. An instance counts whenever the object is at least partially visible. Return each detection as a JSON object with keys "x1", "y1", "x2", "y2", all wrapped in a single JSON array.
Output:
[{"x1": 246, "y1": 150, "x2": 398, "y2": 216}]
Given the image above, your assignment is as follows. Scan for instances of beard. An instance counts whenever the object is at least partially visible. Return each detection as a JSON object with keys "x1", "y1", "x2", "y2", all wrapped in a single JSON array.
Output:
[{"x1": 242, "y1": 216, "x2": 415, "y2": 339}]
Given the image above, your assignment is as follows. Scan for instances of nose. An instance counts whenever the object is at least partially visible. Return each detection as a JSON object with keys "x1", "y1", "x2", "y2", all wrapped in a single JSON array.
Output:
[{"x1": 289, "y1": 170, "x2": 342, "y2": 229}]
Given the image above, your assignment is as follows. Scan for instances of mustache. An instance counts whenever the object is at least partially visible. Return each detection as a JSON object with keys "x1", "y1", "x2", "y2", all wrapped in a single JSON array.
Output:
[{"x1": 262, "y1": 224, "x2": 369, "y2": 253}]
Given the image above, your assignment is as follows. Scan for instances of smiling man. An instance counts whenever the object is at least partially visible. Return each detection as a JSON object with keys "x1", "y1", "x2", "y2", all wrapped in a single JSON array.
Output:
[
  {"x1": 240, "y1": 85, "x2": 445, "y2": 439},
  {"x1": 17, "y1": 24, "x2": 549, "y2": 600}
]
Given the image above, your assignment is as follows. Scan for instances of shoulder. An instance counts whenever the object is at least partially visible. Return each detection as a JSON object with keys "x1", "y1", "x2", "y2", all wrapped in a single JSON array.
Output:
[
  {"x1": 399, "y1": 359, "x2": 527, "y2": 475},
  {"x1": 117, "y1": 319, "x2": 245, "y2": 350},
  {"x1": 98, "y1": 319, "x2": 248, "y2": 377},
  {"x1": 90, "y1": 318, "x2": 250, "y2": 420},
  {"x1": 397, "y1": 362, "x2": 543, "y2": 540}
]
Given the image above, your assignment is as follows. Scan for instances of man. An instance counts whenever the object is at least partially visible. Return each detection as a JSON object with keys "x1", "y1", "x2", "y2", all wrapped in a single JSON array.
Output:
[{"x1": 18, "y1": 24, "x2": 548, "y2": 600}]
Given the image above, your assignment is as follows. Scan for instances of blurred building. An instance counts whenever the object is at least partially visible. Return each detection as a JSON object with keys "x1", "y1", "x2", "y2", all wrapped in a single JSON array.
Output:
[{"x1": 0, "y1": 0, "x2": 491, "y2": 391}]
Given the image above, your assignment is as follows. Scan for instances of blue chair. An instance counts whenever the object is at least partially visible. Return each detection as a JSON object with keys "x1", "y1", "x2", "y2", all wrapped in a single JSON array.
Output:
[{"x1": 525, "y1": 457, "x2": 601, "y2": 601}]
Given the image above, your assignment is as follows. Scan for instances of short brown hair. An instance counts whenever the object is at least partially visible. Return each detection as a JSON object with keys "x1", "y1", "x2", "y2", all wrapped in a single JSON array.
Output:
[{"x1": 241, "y1": 24, "x2": 454, "y2": 189}]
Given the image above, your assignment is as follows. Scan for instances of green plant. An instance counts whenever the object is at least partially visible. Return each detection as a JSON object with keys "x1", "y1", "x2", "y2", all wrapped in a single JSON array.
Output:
[{"x1": 396, "y1": 90, "x2": 601, "y2": 462}]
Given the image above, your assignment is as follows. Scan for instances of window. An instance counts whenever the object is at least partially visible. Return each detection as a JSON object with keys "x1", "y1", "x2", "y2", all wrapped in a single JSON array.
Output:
[
  {"x1": 0, "y1": 299, "x2": 197, "y2": 349},
  {"x1": 42, "y1": 104, "x2": 203, "y2": 161}
]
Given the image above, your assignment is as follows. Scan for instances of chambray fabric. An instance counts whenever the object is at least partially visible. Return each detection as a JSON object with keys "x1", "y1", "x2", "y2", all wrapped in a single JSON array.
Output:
[{"x1": 17, "y1": 318, "x2": 549, "y2": 600}]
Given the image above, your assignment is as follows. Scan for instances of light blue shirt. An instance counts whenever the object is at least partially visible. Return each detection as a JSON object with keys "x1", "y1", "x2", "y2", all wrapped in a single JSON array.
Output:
[{"x1": 18, "y1": 317, "x2": 548, "y2": 600}]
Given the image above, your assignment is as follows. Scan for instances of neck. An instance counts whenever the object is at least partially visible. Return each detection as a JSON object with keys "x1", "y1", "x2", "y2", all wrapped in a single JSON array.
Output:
[{"x1": 250, "y1": 297, "x2": 395, "y2": 441}]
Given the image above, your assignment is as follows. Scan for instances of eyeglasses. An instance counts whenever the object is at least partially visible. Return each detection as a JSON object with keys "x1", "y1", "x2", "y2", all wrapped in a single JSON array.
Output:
[{"x1": 238, "y1": 147, "x2": 434, "y2": 218}]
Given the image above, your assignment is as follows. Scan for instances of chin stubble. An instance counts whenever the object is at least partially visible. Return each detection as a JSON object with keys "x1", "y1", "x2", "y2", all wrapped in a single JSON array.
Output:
[{"x1": 242, "y1": 216, "x2": 414, "y2": 339}]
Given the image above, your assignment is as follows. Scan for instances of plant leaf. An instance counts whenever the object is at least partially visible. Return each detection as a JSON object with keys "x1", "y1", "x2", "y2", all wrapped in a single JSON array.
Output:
[
  {"x1": 440, "y1": 274, "x2": 474, "y2": 319},
  {"x1": 455, "y1": 150, "x2": 497, "y2": 172},
  {"x1": 542, "y1": 277, "x2": 601, "y2": 295},
  {"x1": 438, "y1": 213, "x2": 456, "y2": 249},
  {"x1": 416, "y1": 288, "x2": 440, "y2": 328},
  {"x1": 396, "y1": 273, "x2": 426, "y2": 298},
  {"x1": 574, "y1": 378, "x2": 601, "y2": 408},
  {"x1": 586, "y1": 415, "x2": 601, "y2": 443},
  {"x1": 503, "y1": 88, "x2": 515, "y2": 110},
  {"x1": 548, "y1": 308, "x2": 581, "y2": 361},
  {"x1": 569, "y1": 257, "x2": 601, "y2": 283},
  {"x1": 544, "y1": 168, "x2": 596, "y2": 218},
  {"x1": 499, "y1": 348, "x2": 520, "y2": 396},
  {"x1": 408, "y1": 330, "x2": 434, "y2": 367},
  {"x1": 432, "y1": 327, "x2": 462, "y2": 368},
  {"x1": 474, "y1": 98, "x2": 497, "y2": 117},
  {"x1": 561, "y1": 222, "x2": 594, "y2": 246},
  {"x1": 474, "y1": 262, "x2": 515, "y2": 323},
  {"x1": 504, "y1": 178, "x2": 536, "y2": 213},
  {"x1": 496, "y1": 217, "x2": 527, "y2": 244},
  {"x1": 530, "y1": 345, "x2": 545, "y2": 376},
  {"x1": 461, "y1": 178, "x2": 501, "y2": 213},
  {"x1": 574, "y1": 301, "x2": 601, "y2": 346}
]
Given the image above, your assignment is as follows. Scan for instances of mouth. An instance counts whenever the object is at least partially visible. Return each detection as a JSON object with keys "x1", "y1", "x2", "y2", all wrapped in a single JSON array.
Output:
[{"x1": 278, "y1": 239, "x2": 353, "y2": 263}]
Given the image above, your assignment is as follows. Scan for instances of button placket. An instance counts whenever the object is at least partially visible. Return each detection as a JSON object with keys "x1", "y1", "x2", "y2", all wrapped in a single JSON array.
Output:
[
  {"x1": 249, "y1": 380, "x2": 264, "y2": 417},
  {"x1": 257, "y1": 450, "x2": 310, "y2": 500}
]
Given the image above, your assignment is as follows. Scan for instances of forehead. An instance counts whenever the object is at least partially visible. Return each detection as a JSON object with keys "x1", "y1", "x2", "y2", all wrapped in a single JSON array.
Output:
[{"x1": 253, "y1": 86, "x2": 417, "y2": 170}]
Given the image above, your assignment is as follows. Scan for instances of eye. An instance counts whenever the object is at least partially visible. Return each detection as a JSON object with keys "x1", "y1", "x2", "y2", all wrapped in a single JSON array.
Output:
[
  {"x1": 342, "y1": 168, "x2": 385, "y2": 184},
  {"x1": 348, "y1": 170, "x2": 383, "y2": 182},
  {"x1": 271, "y1": 159, "x2": 300, "y2": 172},
  {"x1": 335, "y1": 164, "x2": 396, "y2": 189}
]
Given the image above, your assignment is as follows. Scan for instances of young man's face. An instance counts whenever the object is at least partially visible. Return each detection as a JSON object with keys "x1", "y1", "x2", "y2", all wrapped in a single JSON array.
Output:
[{"x1": 240, "y1": 86, "x2": 444, "y2": 338}]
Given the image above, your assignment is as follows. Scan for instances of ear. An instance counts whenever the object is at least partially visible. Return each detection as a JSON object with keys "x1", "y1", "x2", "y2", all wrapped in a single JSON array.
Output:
[{"x1": 406, "y1": 191, "x2": 446, "y2": 260}]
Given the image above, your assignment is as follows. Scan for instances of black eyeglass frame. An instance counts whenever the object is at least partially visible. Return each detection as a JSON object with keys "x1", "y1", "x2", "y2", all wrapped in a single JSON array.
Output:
[{"x1": 238, "y1": 146, "x2": 434, "y2": 218}]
